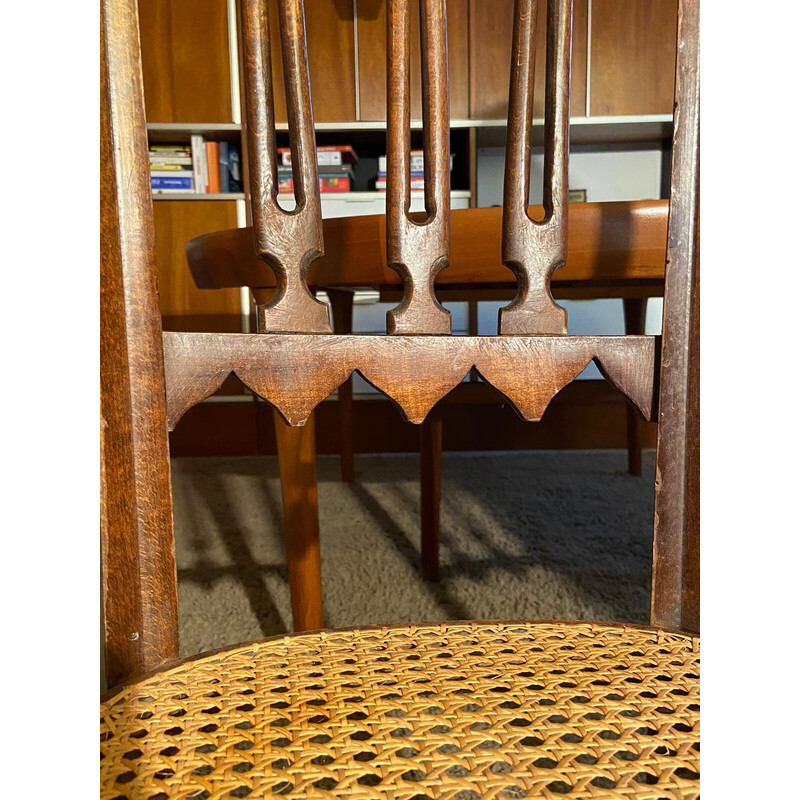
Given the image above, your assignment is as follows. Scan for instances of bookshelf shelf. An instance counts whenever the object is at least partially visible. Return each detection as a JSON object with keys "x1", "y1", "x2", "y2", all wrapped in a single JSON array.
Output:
[{"x1": 147, "y1": 115, "x2": 672, "y2": 144}]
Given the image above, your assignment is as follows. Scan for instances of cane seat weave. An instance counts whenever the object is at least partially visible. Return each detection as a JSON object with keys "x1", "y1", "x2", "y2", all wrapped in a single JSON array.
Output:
[{"x1": 101, "y1": 621, "x2": 699, "y2": 799}]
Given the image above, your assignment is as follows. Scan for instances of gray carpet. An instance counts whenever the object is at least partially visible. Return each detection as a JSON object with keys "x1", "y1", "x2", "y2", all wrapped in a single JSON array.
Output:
[{"x1": 172, "y1": 450, "x2": 656, "y2": 657}]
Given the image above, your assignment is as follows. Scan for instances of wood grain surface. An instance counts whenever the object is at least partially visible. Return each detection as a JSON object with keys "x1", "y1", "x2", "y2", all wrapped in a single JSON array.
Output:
[
  {"x1": 468, "y1": 0, "x2": 587, "y2": 120},
  {"x1": 187, "y1": 200, "x2": 668, "y2": 292},
  {"x1": 267, "y1": 0, "x2": 357, "y2": 122},
  {"x1": 500, "y1": 0, "x2": 572, "y2": 335},
  {"x1": 138, "y1": 0, "x2": 233, "y2": 122},
  {"x1": 162, "y1": 332, "x2": 659, "y2": 429},
  {"x1": 357, "y1": 0, "x2": 469, "y2": 120},
  {"x1": 102, "y1": 0, "x2": 180, "y2": 689},
  {"x1": 154, "y1": 202, "x2": 241, "y2": 317},
  {"x1": 589, "y1": 0, "x2": 678, "y2": 116},
  {"x1": 385, "y1": 0, "x2": 453, "y2": 334},
  {"x1": 650, "y1": 0, "x2": 699, "y2": 634},
  {"x1": 242, "y1": 0, "x2": 331, "y2": 333}
]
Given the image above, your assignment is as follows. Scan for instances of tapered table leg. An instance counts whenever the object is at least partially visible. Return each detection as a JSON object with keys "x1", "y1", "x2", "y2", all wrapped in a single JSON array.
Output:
[{"x1": 274, "y1": 409, "x2": 324, "y2": 631}]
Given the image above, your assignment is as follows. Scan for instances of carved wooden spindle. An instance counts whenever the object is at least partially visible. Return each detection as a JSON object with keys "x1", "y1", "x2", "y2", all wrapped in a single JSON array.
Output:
[
  {"x1": 242, "y1": 0, "x2": 330, "y2": 333},
  {"x1": 386, "y1": 0, "x2": 452, "y2": 335},
  {"x1": 500, "y1": 0, "x2": 573, "y2": 335}
]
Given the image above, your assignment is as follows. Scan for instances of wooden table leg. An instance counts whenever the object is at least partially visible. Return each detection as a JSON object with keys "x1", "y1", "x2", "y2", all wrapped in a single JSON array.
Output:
[
  {"x1": 420, "y1": 414, "x2": 443, "y2": 582},
  {"x1": 327, "y1": 289, "x2": 355, "y2": 483},
  {"x1": 623, "y1": 298, "x2": 647, "y2": 476},
  {"x1": 274, "y1": 409, "x2": 324, "y2": 631}
]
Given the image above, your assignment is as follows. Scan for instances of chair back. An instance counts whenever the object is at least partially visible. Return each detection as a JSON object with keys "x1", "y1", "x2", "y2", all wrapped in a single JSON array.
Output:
[{"x1": 101, "y1": 0, "x2": 699, "y2": 689}]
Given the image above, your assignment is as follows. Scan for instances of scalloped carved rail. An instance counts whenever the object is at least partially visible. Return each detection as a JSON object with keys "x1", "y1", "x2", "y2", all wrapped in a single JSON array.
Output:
[{"x1": 163, "y1": 332, "x2": 660, "y2": 430}]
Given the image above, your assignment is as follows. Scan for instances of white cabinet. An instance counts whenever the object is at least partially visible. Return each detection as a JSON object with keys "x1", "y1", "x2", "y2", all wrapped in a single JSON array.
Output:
[{"x1": 277, "y1": 191, "x2": 472, "y2": 218}]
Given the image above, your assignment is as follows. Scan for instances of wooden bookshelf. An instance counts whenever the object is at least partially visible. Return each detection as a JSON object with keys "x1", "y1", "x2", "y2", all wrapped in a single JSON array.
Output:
[{"x1": 138, "y1": 0, "x2": 678, "y2": 320}]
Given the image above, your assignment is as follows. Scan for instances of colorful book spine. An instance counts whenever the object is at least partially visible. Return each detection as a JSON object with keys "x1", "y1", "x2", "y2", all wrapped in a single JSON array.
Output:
[
  {"x1": 190, "y1": 134, "x2": 207, "y2": 194},
  {"x1": 278, "y1": 175, "x2": 352, "y2": 193},
  {"x1": 378, "y1": 153, "x2": 454, "y2": 173},
  {"x1": 151, "y1": 176, "x2": 194, "y2": 190},
  {"x1": 279, "y1": 145, "x2": 358, "y2": 167},
  {"x1": 227, "y1": 144, "x2": 243, "y2": 192},
  {"x1": 206, "y1": 141, "x2": 220, "y2": 194},
  {"x1": 218, "y1": 142, "x2": 230, "y2": 193}
]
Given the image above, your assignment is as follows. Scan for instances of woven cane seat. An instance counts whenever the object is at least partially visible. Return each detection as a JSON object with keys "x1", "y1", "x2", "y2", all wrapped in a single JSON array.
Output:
[{"x1": 101, "y1": 621, "x2": 699, "y2": 799}]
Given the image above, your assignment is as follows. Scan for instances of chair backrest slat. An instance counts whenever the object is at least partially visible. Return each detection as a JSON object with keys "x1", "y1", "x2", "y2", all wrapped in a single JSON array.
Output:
[
  {"x1": 242, "y1": 0, "x2": 330, "y2": 333},
  {"x1": 501, "y1": 0, "x2": 573, "y2": 335},
  {"x1": 386, "y1": 0, "x2": 452, "y2": 334}
]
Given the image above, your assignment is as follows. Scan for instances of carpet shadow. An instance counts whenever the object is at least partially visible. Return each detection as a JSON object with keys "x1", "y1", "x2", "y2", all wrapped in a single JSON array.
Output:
[{"x1": 173, "y1": 460, "x2": 289, "y2": 638}]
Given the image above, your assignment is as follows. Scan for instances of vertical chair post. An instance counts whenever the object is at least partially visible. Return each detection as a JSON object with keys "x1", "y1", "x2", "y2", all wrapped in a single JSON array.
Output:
[
  {"x1": 386, "y1": 0, "x2": 452, "y2": 335},
  {"x1": 101, "y1": 0, "x2": 179, "y2": 688},
  {"x1": 500, "y1": 0, "x2": 573, "y2": 335},
  {"x1": 651, "y1": 0, "x2": 700, "y2": 634}
]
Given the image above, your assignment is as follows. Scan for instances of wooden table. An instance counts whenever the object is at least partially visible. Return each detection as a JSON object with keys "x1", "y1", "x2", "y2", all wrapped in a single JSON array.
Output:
[{"x1": 185, "y1": 200, "x2": 669, "y2": 629}]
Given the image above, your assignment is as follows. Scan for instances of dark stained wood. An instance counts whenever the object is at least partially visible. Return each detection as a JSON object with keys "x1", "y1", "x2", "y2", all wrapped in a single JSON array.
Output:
[
  {"x1": 187, "y1": 201, "x2": 668, "y2": 293},
  {"x1": 242, "y1": 0, "x2": 331, "y2": 333},
  {"x1": 356, "y1": 0, "x2": 469, "y2": 121},
  {"x1": 274, "y1": 410, "x2": 325, "y2": 631},
  {"x1": 101, "y1": 0, "x2": 179, "y2": 689},
  {"x1": 420, "y1": 415, "x2": 443, "y2": 582},
  {"x1": 327, "y1": 289, "x2": 356, "y2": 482},
  {"x1": 500, "y1": 0, "x2": 572, "y2": 334},
  {"x1": 589, "y1": 0, "x2": 678, "y2": 116},
  {"x1": 153, "y1": 201, "x2": 241, "y2": 317},
  {"x1": 170, "y1": 380, "x2": 658, "y2": 457},
  {"x1": 138, "y1": 0, "x2": 233, "y2": 122},
  {"x1": 650, "y1": 0, "x2": 699, "y2": 634},
  {"x1": 162, "y1": 331, "x2": 659, "y2": 429},
  {"x1": 468, "y1": 0, "x2": 588, "y2": 120},
  {"x1": 623, "y1": 297, "x2": 647, "y2": 476},
  {"x1": 268, "y1": 0, "x2": 357, "y2": 123},
  {"x1": 386, "y1": 0, "x2": 452, "y2": 334}
]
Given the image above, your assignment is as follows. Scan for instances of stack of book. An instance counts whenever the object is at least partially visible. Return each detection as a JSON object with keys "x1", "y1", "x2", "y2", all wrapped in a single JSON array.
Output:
[
  {"x1": 277, "y1": 145, "x2": 357, "y2": 193},
  {"x1": 375, "y1": 150, "x2": 454, "y2": 191},
  {"x1": 189, "y1": 135, "x2": 243, "y2": 195},
  {"x1": 150, "y1": 144, "x2": 194, "y2": 193},
  {"x1": 150, "y1": 139, "x2": 243, "y2": 195}
]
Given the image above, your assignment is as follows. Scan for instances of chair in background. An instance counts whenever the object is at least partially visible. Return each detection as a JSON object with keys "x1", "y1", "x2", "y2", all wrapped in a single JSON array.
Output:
[{"x1": 102, "y1": 0, "x2": 698, "y2": 795}]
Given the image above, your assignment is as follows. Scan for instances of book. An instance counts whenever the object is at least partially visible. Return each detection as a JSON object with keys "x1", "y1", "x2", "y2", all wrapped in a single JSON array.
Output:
[
  {"x1": 279, "y1": 144, "x2": 358, "y2": 167},
  {"x1": 149, "y1": 144, "x2": 191, "y2": 153},
  {"x1": 375, "y1": 178, "x2": 425, "y2": 191},
  {"x1": 378, "y1": 152, "x2": 454, "y2": 173},
  {"x1": 206, "y1": 141, "x2": 220, "y2": 194},
  {"x1": 150, "y1": 163, "x2": 192, "y2": 171},
  {"x1": 190, "y1": 134, "x2": 207, "y2": 193},
  {"x1": 149, "y1": 154, "x2": 192, "y2": 167},
  {"x1": 218, "y1": 142, "x2": 229, "y2": 193},
  {"x1": 279, "y1": 164, "x2": 354, "y2": 178},
  {"x1": 151, "y1": 175, "x2": 194, "y2": 190},
  {"x1": 278, "y1": 175, "x2": 352, "y2": 193},
  {"x1": 219, "y1": 143, "x2": 243, "y2": 192},
  {"x1": 150, "y1": 169, "x2": 193, "y2": 179}
]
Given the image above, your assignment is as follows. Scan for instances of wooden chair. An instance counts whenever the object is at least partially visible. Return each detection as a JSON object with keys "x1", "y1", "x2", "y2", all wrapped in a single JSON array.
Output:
[
  {"x1": 187, "y1": 202, "x2": 668, "y2": 589},
  {"x1": 101, "y1": 0, "x2": 699, "y2": 796}
]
